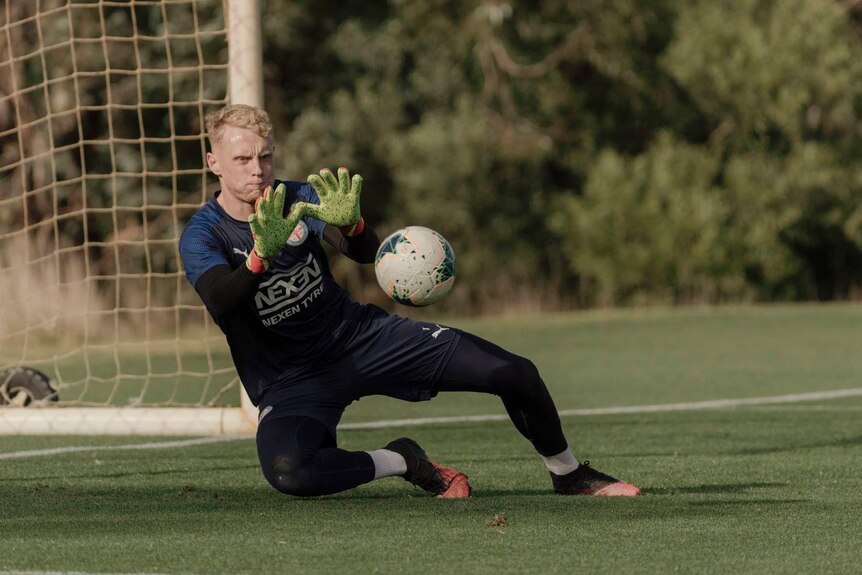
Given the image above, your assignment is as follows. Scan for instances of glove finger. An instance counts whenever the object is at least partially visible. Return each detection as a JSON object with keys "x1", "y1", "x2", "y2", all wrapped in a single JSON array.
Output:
[
  {"x1": 350, "y1": 173, "x2": 363, "y2": 198},
  {"x1": 307, "y1": 174, "x2": 329, "y2": 199},
  {"x1": 286, "y1": 201, "x2": 308, "y2": 224},
  {"x1": 263, "y1": 185, "x2": 274, "y2": 209},
  {"x1": 271, "y1": 183, "x2": 286, "y2": 217},
  {"x1": 321, "y1": 168, "x2": 339, "y2": 193},
  {"x1": 254, "y1": 194, "x2": 267, "y2": 225},
  {"x1": 337, "y1": 167, "x2": 350, "y2": 195},
  {"x1": 248, "y1": 212, "x2": 260, "y2": 234},
  {"x1": 300, "y1": 203, "x2": 323, "y2": 221},
  {"x1": 288, "y1": 201, "x2": 308, "y2": 216}
]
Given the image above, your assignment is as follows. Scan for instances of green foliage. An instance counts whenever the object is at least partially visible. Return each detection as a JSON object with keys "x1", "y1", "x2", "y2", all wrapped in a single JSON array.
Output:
[
  {"x1": 665, "y1": 0, "x2": 859, "y2": 148},
  {"x1": 261, "y1": 0, "x2": 862, "y2": 310},
  {"x1": 659, "y1": 0, "x2": 862, "y2": 301},
  {"x1": 10, "y1": 0, "x2": 862, "y2": 311},
  {"x1": 264, "y1": 0, "x2": 683, "y2": 310},
  {"x1": 724, "y1": 144, "x2": 862, "y2": 300},
  {"x1": 550, "y1": 133, "x2": 739, "y2": 306}
]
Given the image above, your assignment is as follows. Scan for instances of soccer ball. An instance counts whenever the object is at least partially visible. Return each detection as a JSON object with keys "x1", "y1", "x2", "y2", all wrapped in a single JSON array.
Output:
[
  {"x1": 0, "y1": 367, "x2": 58, "y2": 406},
  {"x1": 374, "y1": 226, "x2": 456, "y2": 306}
]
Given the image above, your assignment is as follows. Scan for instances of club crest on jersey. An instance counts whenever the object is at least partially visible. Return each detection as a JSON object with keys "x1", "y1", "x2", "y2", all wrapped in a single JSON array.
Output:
[{"x1": 286, "y1": 220, "x2": 308, "y2": 246}]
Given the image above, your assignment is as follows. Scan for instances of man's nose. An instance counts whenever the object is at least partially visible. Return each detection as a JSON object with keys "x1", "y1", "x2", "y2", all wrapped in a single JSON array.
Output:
[{"x1": 250, "y1": 157, "x2": 263, "y2": 175}]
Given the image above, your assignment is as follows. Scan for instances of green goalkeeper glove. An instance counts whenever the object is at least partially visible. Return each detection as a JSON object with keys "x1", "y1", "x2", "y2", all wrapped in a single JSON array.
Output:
[
  {"x1": 306, "y1": 167, "x2": 364, "y2": 235},
  {"x1": 246, "y1": 183, "x2": 305, "y2": 274}
]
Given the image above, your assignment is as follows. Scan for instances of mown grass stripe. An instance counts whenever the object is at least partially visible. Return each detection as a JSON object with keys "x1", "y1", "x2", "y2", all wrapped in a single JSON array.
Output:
[{"x1": 2, "y1": 387, "x2": 860, "y2": 460}]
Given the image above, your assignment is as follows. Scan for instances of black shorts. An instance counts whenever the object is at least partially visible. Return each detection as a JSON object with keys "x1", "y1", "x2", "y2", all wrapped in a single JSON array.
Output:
[{"x1": 257, "y1": 304, "x2": 461, "y2": 437}]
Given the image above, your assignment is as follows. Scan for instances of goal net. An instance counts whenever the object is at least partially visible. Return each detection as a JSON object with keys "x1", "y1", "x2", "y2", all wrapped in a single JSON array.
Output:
[{"x1": 0, "y1": 0, "x2": 257, "y2": 434}]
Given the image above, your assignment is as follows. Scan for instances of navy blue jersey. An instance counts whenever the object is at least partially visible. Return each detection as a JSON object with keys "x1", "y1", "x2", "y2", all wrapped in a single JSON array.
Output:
[{"x1": 179, "y1": 180, "x2": 365, "y2": 404}]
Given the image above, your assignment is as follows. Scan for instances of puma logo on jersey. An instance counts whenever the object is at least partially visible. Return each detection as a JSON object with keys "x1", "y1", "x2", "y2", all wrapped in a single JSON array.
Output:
[
  {"x1": 233, "y1": 247, "x2": 249, "y2": 258},
  {"x1": 259, "y1": 405, "x2": 273, "y2": 423},
  {"x1": 422, "y1": 324, "x2": 450, "y2": 338}
]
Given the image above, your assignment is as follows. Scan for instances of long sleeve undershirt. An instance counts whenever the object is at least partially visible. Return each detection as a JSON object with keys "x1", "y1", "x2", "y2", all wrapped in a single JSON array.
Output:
[{"x1": 194, "y1": 223, "x2": 379, "y2": 317}]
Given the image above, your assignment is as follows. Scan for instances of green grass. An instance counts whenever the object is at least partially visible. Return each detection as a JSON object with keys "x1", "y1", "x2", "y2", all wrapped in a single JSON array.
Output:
[
  {"x1": 4, "y1": 342, "x2": 240, "y2": 406},
  {"x1": 2, "y1": 303, "x2": 862, "y2": 574}
]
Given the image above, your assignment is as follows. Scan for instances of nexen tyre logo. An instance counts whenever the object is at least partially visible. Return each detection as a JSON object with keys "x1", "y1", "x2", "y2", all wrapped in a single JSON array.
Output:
[{"x1": 255, "y1": 254, "x2": 324, "y2": 326}]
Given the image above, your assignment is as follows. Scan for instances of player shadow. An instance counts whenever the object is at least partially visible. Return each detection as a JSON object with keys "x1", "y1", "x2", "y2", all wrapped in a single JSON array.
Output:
[
  {"x1": 468, "y1": 482, "x2": 789, "y2": 498},
  {"x1": 684, "y1": 498, "x2": 809, "y2": 506},
  {"x1": 643, "y1": 481, "x2": 786, "y2": 495},
  {"x1": 479, "y1": 489, "x2": 570, "y2": 498},
  {"x1": 728, "y1": 433, "x2": 862, "y2": 456}
]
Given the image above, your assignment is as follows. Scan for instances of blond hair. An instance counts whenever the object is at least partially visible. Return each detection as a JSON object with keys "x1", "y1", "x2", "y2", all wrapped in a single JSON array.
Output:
[{"x1": 205, "y1": 104, "x2": 273, "y2": 146}]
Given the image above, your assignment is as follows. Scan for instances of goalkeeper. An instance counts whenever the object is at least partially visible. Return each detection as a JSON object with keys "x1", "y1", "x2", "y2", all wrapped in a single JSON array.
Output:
[{"x1": 179, "y1": 104, "x2": 640, "y2": 498}]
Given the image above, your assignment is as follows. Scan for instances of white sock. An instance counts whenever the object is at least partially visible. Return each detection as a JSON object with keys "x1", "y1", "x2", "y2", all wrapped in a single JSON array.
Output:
[
  {"x1": 366, "y1": 449, "x2": 408, "y2": 479},
  {"x1": 541, "y1": 447, "x2": 579, "y2": 476}
]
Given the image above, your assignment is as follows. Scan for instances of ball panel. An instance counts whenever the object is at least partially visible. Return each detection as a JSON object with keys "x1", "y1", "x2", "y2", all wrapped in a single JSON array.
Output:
[
  {"x1": 414, "y1": 276, "x2": 454, "y2": 305},
  {"x1": 374, "y1": 226, "x2": 456, "y2": 306}
]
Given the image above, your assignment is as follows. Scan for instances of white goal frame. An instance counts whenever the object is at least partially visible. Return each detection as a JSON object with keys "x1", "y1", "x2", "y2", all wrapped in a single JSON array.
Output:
[{"x1": 0, "y1": 0, "x2": 263, "y2": 435}]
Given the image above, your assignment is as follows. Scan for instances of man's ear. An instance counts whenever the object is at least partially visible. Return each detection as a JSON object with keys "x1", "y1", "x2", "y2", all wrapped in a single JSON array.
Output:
[{"x1": 206, "y1": 151, "x2": 221, "y2": 176}]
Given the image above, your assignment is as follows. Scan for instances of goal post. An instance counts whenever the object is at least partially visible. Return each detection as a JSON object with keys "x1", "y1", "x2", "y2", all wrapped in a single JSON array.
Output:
[
  {"x1": 0, "y1": 0, "x2": 263, "y2": 435},
  {"x1": 227, "y1": 0, "x2": 263, "y2": 425}
]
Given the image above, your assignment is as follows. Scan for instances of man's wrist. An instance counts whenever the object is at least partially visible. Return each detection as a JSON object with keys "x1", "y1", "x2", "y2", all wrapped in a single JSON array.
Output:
[
  {"x1": 339, "y1": 216, "x2": 365, "y2": 237},
  {"x1": 245, "y1": 249, "x2": 270, "y2": 274}
]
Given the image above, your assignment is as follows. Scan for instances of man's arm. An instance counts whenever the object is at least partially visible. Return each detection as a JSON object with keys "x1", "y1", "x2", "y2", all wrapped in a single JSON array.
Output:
[
  {"x1": 196, "y1": 221, "x2": 378, "y2": 315},
  {"x1": 194, "y1": 264, "x2": 262, "y2": 317},
  {"x1": 322, "y1": 222, "x2": 379, "y2": 264}
]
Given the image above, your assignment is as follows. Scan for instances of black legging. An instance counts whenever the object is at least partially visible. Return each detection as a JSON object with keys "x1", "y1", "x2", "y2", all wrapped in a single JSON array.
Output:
[
  {"x1": 257, "y1": 415, "x2": 376, "y2": 496},
  {"x1": 435, "y1": 331, "x2": 568, "y2": 456},
  {"x1": 256, "y1": 331, "x2": 568, "y2": 496}
]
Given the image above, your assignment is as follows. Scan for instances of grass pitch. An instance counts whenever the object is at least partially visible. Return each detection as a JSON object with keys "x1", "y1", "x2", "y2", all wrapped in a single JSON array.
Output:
[{"x1": 2, "y1": 304, "x2": 861, "y2": 574}]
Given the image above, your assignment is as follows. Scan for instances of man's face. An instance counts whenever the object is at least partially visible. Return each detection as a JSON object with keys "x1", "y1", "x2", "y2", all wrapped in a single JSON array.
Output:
[{"x1": 206, "y1": 125, "x2": 274, "y2": 208}]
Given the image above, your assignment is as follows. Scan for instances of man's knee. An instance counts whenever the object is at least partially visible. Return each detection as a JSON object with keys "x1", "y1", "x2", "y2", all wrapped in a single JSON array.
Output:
[
  {"x1": 489, "y1": 355, "x2": 544, "y2": 396},
  {"x1": 263, "y1": 454, "x2": 318, "y2": 497}
]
